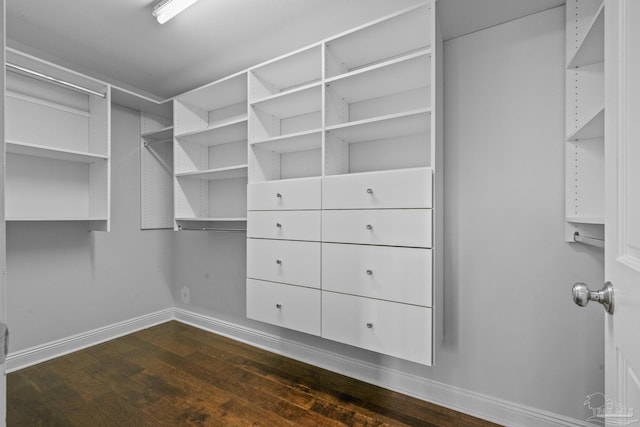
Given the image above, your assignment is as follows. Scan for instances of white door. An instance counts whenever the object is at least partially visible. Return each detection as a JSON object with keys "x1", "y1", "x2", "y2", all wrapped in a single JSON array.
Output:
[
  {"x1": 603, "y1": 0, "x2": 640, "y2": 424},
  {"x1": 0, "y1": 0, "x2": 7, "y2": 425}
]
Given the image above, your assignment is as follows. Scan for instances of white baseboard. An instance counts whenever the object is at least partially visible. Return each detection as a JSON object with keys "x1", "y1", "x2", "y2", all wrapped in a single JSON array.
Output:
[
  {"x1": 174, "y1": 308, "x2": 593, "y2": 427},
  {"x1": 6, "y1": 307, "x2": 592, "y2": 427},
  {"x1": 5, "y1": 308, "x2": 175, "y2": 373}
]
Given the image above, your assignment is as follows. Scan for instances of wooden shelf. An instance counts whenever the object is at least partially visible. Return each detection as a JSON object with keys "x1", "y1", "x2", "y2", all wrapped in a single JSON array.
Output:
[
  {"x1": 251, "y1": 129, "x2": 322, "y2": 153},
  {"x1": 176, "y1": 164, "x2": 248, "y2": 181},
  {"x1": 175, "y1": 116, "x2": 247, "y2": 146},
  {"x1": 326, "y1": 109, "x2": 431, "y2": 143},
  {"x1": 567, "y1": 107, "x2": 604, "y2": 141},
  {"x1": 6, "y1": 140, "x2": 108, "y2": 163},
  {"x1": 567, "y1": 2, "x2": 604, "y2": 69}
]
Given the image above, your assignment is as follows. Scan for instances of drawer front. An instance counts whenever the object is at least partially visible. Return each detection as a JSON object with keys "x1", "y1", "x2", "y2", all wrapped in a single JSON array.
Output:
[
  {"x1": 322, "y1": 292, "x2": 432, "y2": 365},
  {"x1": 247, "y1": 279, "x2": 320, "y2": 335},
  {"x1": 322, "y1": 243, "x2": 432, "y2": 306},
  {"x1": 323, "y1": 168, "x2": 432, "y2": 209},
  {"x1": 248, "y1": 210, "x2": 320, "y2": 241},
  {"x1": 322, "y1": 209, "x2": 431, "y2": 248},
  {"x1": 247, "y1": 239, "x2": 321, "y2": 288},
  {"x1": 248, "y1": 177, "x2": 321, "y2": 210}
]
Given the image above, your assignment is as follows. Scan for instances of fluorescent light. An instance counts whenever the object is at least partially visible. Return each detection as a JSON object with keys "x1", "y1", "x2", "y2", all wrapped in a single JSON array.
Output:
[{"x1": 152, "y1": 0, "x2": 200, "y2": 24}]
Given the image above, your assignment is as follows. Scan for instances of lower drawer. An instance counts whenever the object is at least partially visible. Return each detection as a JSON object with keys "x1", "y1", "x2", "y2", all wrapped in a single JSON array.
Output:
[
  {"x1": 247, "y1": 279, "x2": 321, "y2": 335},
  {"x1": 322, "y1": 243, "x2": 432, "y2": 307},
  {"x1": 247, "y1": 239, "x2": 321, "y2": 288},
  {"x1": 322, "y1": 292, "x2": 432, "y2": 365}
]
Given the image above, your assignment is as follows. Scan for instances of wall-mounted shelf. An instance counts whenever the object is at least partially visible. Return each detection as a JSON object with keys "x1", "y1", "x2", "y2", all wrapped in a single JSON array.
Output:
[{"x1": 567, "y1": 2, "x2": 604, "y2": 69}]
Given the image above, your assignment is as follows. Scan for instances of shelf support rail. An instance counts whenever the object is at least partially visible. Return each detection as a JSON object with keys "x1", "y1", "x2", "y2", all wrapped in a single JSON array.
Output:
[
  {"x1": 573, "y1": 232, "x2": 604, "y2": 249},
  {"x1": 178, "y1": 225, "x2": 246, "y2": 233},
  {"x1": 6, "y1": 62, "x2": 107, "y2": 98}
]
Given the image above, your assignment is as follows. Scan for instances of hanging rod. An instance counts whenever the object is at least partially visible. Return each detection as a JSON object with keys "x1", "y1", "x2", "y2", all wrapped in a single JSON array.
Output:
[
  {"x1": 6, "y1": 62, "x2": 107, "y2": 98},
  {"x1": 573, "y1": 232, "x2": 604, "y2": 249},
  {"x1": 178, "y1": 225, "x2": 246, "y2": 232}
]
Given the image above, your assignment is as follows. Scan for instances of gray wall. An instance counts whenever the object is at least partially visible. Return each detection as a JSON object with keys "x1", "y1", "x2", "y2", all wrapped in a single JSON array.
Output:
[
  {"x1": 7, "y1": 104, "x2": 174, "y2": 351},
  {"x1": 5, "y1": 5, "x2": 605, "y2": 423},
  {"x1": 174, "y1": 6, "x2": 605, "y2": 421}
]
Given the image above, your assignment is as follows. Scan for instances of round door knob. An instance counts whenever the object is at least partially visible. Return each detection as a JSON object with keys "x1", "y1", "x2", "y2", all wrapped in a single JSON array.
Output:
[
  {"x1": 572, "y1": 281, "x2": 614, "y2": 315},
  {"x1": 366, "y1": 322, "x2": 373, "y2": 329},
  {"x1": 365, "y1": 224, "x2": 373, "y2": 230},
  {"x1": 366, "y1": 188, "x2": 373, "y2": 194},
  {"x1": 366, "y1": 269, "x2": 373, "y2": 276},
  {"x1": 276, "y1": 303, "x2": 282, "y2": 309},
  {"x1": 276, "y1": 193, "x2": 282, "y2": 198},
  {"x1": 276, "y1": 223, "x2": 282, "y2": 228},
  {"x1": 276, "y1": 259, "x2": 282, "y2": 265}
]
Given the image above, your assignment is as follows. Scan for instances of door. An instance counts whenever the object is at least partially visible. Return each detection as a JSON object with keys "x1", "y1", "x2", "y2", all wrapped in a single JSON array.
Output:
[
  {"x1": 0, "y1": 0, "x2": 6, "y2": 425},
  {"x1": 604, "y1": 0, "x2": 640, "y2": 424}
]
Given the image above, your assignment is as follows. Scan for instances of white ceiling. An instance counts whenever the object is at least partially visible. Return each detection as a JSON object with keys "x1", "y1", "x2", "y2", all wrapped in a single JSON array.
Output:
[{"x1": 6, "y1": 0, "x2": 565, "y2": 100}]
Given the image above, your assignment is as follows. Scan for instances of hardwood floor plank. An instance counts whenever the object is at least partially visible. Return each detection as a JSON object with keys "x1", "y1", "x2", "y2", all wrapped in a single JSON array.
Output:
[{"x1": 7, "y1": 321, "x2": 501, "y2": 427}]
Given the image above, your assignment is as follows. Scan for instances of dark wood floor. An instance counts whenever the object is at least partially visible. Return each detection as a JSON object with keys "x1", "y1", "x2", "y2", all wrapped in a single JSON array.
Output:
[{"x1": 7, "y1": 321, "x2": 500, "y2": 426}]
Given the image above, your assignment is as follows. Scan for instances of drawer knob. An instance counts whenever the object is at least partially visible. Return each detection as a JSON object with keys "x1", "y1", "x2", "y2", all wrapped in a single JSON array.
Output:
[
  {"x1": 366, "y1": 322, "x2": 374, "y2": 329},
  {"x1": 366, "y1": 269, "x2": 373, "y2": 276},
  {"x1": 276, "y1": 223, "x2": 282, "y2": 228},
  {"x1": 276, "y1": 193, "x2": 282, "y2": 198},
  {"x1": 366, "y1": 188, "x2": 373, "y2": 194},
  {"x1": 276, "y1": 303, "x2": 282, "y2": 309},
  {"x1": 365, "y1": 224, "x2": 373, "y2": 230},
  {"x1": 276, "y1": 259, "x2": 282, "y2": 265}
]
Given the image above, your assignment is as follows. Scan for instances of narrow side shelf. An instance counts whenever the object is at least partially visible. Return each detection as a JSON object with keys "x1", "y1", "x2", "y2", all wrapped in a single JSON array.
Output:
[
  {"x1": 567, "y1": 2, "x2": 604, "y2": 69},
  {"x1": 7, "y1": 140, "x2": 108, "y2": 163},
  {"x1": 142, "y1": 126, "x2": 174, "y2": 143},
  {"x1": 566, "y1": 107, "x2": 604, "y2": 141}
]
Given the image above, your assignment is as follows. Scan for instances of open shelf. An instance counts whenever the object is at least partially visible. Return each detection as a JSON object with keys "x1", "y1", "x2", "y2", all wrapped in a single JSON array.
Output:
[
  {"x1": 175, "y1": 116, "x2": 247, "y2": 146},
  {"x1": 326, "y1": 109, "x2": 430, "y2": 143},
  {"x1": 325, "y1": 3, "x2": 430, "y2": 78},
  {"x1": 176, "y1": 217, "x2": 247, "y2": 222},
  {"x1": 176, "y1": 164, "x2": 248, "y2": 181},
  {"x1": 566, "y1": 216, "x2": 605, "y2": 225},
  {"x1": 250, "y1": 129, "x2": 322, "y2": 153},
  {"x1": 7, "y1": 217, "x2": 108, "y2": 222},
  {"x1": 142, "y1": 126, "x2": 173, "y2": 143},
  {"x1": 567, "y1": 2, "x2": 604, "y2": 69},
  {"x1": 251, "y1": 82, "x2": 322, "y2": 117},
  {"x1": 7, "y1": 140, "x2": 108, "y2": 163},
  {"x1": 566, "y1": 107, "x2": 604, "y2": 141},
  {"x1": 250, "y1": 44, "x2": 322, "y2": 101}
]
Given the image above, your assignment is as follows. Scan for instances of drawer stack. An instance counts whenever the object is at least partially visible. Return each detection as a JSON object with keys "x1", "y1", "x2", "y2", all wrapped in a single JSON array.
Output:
[
  {"x1": 321, "y1": 168, "x2": 433, "y2": 364},
  {"x1": 246, "y1": 177, "x2": 322, "y2": 335}
]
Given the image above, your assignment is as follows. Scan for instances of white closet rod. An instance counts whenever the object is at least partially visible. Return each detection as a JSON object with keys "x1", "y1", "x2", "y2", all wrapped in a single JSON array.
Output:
[
  {"x1": 573, "y1": 232, "x2": 604, "y2": 249},
  {"x1": 6, "y1": 62, "x2": 107, "y2": 98},
  {"x1": 178, "y1": 226, "x2": 246, "y2": 232}
]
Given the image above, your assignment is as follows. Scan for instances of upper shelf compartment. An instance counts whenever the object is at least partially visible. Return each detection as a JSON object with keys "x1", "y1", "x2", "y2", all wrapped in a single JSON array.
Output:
[
  {"x1": 567, "y1": 1, "x2": 604, "y2": 69},
  {"x1": 249, "y1": 44, "x2": 322, "y2": 102},
  {"x1": 174, "y1": 72, "x2": 248, "y2": 136},
  {"x1": 325, "y1": 3, "x2": 430, "y2": 79}
]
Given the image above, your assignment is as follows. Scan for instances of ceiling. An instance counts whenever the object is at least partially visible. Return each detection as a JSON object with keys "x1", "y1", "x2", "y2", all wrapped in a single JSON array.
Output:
[{"x1": 6, "y1": 0, "x2": 565, "y2": 100}]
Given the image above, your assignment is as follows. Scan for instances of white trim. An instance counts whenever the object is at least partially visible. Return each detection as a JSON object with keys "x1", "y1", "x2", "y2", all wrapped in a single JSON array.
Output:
[
  {"x1": 6, "y1": 307, "x2": 593, "y2": 427},
  {"x1": 174, "y1": 308, "x2": 593, "y2": 427},
  {"x1": 5, "y1": 308, "x2": 174, "y2": 373}
]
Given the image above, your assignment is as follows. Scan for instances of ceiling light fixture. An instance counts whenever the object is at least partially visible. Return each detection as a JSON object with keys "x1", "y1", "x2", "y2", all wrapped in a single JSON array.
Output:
[{"x1": 152, "y1": 0, "x2": 200, "y2": 24}]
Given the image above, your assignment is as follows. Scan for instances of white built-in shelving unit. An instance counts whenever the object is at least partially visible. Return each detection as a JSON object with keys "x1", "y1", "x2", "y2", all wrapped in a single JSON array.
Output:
[
  {"x1": 173, "y1": 72, "x2": 249, "y2": 228},
  {"x1": 245, "y1": 1, "x2": 442, "y2": 365},
  {"x1": 5, "y1": 48, "x2": 111, "y2": 231},
  {"x1": 565, "y1": 0, "x2": 605, "y2": 244}
]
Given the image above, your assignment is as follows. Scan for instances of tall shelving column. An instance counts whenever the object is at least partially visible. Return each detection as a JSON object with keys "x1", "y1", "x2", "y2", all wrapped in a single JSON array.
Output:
[
  {"x1": 5, "y1": 48, "x2": 111, "y2": 231},
  {"x1": 565, "y1": 0, "x2": 605, "y2": 245},
  {"x1": 173, "y1": 72, "x2": 249, "y2": 231}
]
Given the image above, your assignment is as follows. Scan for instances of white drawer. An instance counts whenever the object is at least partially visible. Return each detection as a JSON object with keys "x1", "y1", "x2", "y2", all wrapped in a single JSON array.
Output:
[
  {"x1": 322, "y1": 209, "x2": 431, "y2": 248},
  {"x1": 247, "y1": 239, "x2": 321, "y2": 288},
  {"x1": 323, "y1": 168, "x2": 432, "y2": 209},
  {"x1": 322, "y1": 243, "x2": 432, "y2": 306},
  {"x1": 248, "y1": 177, "x2": 321, "y2": 210},
  {"x1": 248, "y1": 210, "x2": 320, "y2": 241},
  {"x1": 247, "y1": 279, "x2": 320, "y2": 335},
  {"x1": 322, "y1": 292, "x2": 432, "y2": 365}
]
